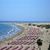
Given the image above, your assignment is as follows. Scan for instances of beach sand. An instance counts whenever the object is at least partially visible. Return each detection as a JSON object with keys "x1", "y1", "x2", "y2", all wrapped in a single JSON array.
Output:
[{"x1": 0, "y1": 23, "x2": 50, "y2": 50}]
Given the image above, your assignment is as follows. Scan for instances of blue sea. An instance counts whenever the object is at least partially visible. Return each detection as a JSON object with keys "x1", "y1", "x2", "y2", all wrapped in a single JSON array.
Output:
[{"x1": 0, "y1": 23, "x2": 21, "y2": 41}]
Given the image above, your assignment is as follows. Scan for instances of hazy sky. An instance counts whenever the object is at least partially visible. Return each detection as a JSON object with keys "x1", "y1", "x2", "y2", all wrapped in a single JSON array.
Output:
[{"x1": 0, "y1": 0, "x2": 50, "y2": 21}]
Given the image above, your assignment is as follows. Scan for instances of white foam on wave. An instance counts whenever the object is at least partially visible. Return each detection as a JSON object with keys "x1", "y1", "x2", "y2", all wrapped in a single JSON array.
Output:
[{"x1": 0, "y1": 24, "x2": 22, "y2": 41}]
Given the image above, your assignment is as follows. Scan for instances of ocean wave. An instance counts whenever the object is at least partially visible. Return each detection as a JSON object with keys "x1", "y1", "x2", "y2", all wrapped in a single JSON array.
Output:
[{"x1": 0, "y1": 23, "x2": 22, "y2": 41}]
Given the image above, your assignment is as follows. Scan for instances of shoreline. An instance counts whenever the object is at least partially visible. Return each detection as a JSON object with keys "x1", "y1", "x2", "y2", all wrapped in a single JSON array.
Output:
[{"x1": 0, "y1": 24, "x2": 24, "y2": 45}]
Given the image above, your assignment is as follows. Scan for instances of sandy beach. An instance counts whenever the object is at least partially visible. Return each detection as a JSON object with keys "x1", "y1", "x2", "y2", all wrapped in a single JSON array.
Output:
[{"x1": 0, "y1": 23, "x2": 50, "y2": 50}]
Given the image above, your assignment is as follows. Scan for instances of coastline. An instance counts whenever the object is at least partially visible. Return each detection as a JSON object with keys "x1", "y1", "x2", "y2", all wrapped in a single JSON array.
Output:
[
  {"x1": 0, "y1": 24, "x2": 25, "y2": 46},
  {"x1": 0, "y1": 23, "x2": 50, "y2": 50}
]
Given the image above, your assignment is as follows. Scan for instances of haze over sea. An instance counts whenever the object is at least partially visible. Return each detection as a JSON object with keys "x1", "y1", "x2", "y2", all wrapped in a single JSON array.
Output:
[{"x1": 0, "y1": 0, "x2": 50, "y2": 21}]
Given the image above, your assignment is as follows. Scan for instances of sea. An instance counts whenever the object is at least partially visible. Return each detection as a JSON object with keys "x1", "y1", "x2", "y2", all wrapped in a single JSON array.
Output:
[{"x1": 0, "y1": 23, "x2": 21, "y2": 41}]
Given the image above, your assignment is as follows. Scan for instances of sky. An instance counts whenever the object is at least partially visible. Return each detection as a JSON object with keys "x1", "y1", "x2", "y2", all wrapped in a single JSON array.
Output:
[{"x1": 0, "y1": 0, "x2": 50, "y2": 21}]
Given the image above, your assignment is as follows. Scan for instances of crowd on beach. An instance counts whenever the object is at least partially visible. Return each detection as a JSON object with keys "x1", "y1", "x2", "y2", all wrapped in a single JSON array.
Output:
[{"x1": 0, "y1": 23, "x2": 50, "y2": 50}]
